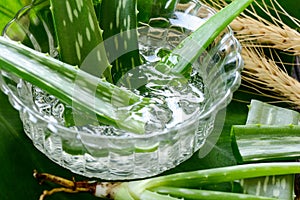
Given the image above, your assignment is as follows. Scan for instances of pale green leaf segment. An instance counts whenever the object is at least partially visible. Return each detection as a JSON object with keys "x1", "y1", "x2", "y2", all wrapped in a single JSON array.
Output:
[
  {"x1": 231, "y1": 99, "x2": 299, "y2": 200},
  {"x1": 49, "y1": 0, "x2": 112, "y2": 82},
  {"x1": 99, "y1": 0, "x2": 142, "y2": 84},
  {"x1": 151, "y1": 187, "x2": 278, "y2": 200},
  {"x1": 137, "y1": 0, "x2": 179, "y2": 23},
  {"x1": 0, "y1": 37, "x2": 149, "y2": 134},
  {"x1": 163, "y1": 0, "x2": 254, "y2": 77},
  {"x1": 232, "y1": 124, "x2": 300, "y2": 162},
  {"x1": 246, "y1": 99, "x2": 300, "y2": 125},
  {"x1": 241, "y1": 175, "x2": 295, "y2": 200},
  {"x1": 231, "y1": 100, "x2": 300, "y2": 163},
  {"x1": 49, "y1": 0, "x2": 113, "y2": 126},
  {"x1": 109, "y1": 162, "x2": 300, "y2": 200}
]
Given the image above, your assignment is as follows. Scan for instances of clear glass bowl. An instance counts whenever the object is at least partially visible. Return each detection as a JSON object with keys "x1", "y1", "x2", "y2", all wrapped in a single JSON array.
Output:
[{"x1": 0, "y1": 0, "x2": 243, "y2": 180}]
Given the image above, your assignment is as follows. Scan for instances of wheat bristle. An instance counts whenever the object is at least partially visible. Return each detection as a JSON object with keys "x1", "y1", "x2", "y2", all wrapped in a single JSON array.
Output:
[
  {"x1": 232, "y1": 16, "x2": 300, "y2": 55},
  {"x1": 242, "y1": 47, "x2": 300, "y2": 108},
  {"x1": 201, "y1": 0, "x2": 300, "y2": 55}
]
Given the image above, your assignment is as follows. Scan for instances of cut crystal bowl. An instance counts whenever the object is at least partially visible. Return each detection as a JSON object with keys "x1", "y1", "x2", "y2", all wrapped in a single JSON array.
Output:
[{"x1": 0, "y1": 0, "x2": 243, "y2": 180}]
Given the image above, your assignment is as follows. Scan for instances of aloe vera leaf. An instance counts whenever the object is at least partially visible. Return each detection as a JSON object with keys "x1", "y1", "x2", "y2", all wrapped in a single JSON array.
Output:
[
  {"x1": 49, "y1": 0, "x2": 112, "y2": 81},
  {"x1": 151, "y1": 186, "x2": 278, "y2": 200},
  {"x1": 231, "y1": 100, "x2": 299, "y2": 199},
  {"x1": 231, "y1": 100, "x2": 300, "y2": 163},
  {"x1": 231, "y1": 124, "x2": 300, "y2": 163},
  {"x1": 162, "y1": 0, "x2": 253, "y2": 77},
  {"x1": 124, "y1": 162, "x2": 300, "y2": 199},
  {"x1": 98, "y1": 0, "x2": 142, "y2": 84},
  {"x1": 49, "y1": 0, "x2": 113, "y2": 126},
  {"x1": 240, "y1": 175, "x2": 295, "y2": 200},
  {"x1": 0, "y1": 36, "x2": 149, "y2": 134},
  {"x1": 246, "y1": 99, "x2": 300, "y2": 125},
  {"x1": 139, "y1": 190, "x2": 180, "y2": 200},
  {"x1": 137, "y1": 0, "x2": 179, "y2": 23}
]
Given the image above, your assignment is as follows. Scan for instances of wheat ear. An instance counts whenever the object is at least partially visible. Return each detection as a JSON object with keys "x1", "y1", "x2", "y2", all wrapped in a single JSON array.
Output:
[
  {"x1": 242, "y1": 46, "x2": 300, "y2": 108},
  {"x1": 232, "y1": 16, "x2": 300, "y2": 55},
  {"x1": 201, "y1": 0, "x2": 300, "y2": 55}
]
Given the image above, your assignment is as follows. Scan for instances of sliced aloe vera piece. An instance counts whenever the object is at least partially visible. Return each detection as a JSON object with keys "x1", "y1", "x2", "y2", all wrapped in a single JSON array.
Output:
[
  {"x1": 231, "y1": 100, "x2": 300, "y2": 163},
  {"x1": 231, "y1": 124, "x2": 300, "y2": 162},
  {"x1": 231, "y1": 99, "x2": 299, "y2": 200},
  {"x1": 246, "y1": 100, "x2": 300, "y2": 125},
  {"x1": 241, "y1": 175, "x2": 295, "y2": 200}
]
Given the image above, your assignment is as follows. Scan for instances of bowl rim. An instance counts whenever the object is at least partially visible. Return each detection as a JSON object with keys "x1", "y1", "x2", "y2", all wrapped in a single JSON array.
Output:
[{"x1": 0, "y1": 0, "x2": 243, "y2": 140}]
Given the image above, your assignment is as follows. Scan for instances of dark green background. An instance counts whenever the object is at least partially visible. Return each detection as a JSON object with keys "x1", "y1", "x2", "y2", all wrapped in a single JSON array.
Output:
[{"x1": 0, "y1": 0, "x2": 299, "y2": 199}]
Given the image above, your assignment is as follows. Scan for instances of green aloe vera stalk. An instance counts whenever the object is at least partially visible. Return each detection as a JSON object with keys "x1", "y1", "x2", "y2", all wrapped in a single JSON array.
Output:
[
  {"x1": 231, "y1": 100, "x2": 299, "y2": 200},
  {"x1": 231, "y1": 124, "x2": 300, "y2": 162},
  {"x1": 137, "y1": 0, "x2": 179, "y2": 23},
  {"x1": 136, "y1": 163, "x2": 300, "y2": 189},
  {"x1": 99, "y1": 0, "x2": 142, "y2": 84},
  {"x1": 111, "y1": 162, "x2": 300, "y2": 200},
  {"x1": 34, "y1": 162, "x2": 300, "y2": 199},
  {"x1": 151, "y1": 187, "x2": 278, "y2": 200},
  {"x1": 231, "y1": 100, "x2": 300, "y2": 163},
  {"x1": 49, "y1": 0, "x2": 112, "y2": 81},
  {"x1": 162, "y1": 0, "x2": 253, "y2": 77},
  {"x1": 241, "y1": 175, "x2": 295, "y2": 200},
  {"x1": 49, "y1": 0, "x2": 113, "y2": 126},
  {"x1": 246, "y1": 99, "x2": 300, "y2": 125},
  {"x1": 0, "y1": 37, "x2": 149, "y2": 134}
]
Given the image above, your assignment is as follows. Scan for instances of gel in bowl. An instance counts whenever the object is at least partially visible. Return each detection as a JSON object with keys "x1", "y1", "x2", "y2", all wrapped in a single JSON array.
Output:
[{"x1": 0, "y1": 0, "x2": 243, "y2": 180}]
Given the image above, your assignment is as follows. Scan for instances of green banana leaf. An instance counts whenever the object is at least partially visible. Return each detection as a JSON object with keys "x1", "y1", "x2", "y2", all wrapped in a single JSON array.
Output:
[{"x1": 0, "y1": 1, "x2": 299, "y2": 200}]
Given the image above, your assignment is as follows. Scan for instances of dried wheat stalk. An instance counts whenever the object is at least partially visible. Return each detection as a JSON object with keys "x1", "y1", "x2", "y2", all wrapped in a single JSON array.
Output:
[
  {"x1": 232, "y1": 16, "x2": 300, "y2": 55},
  {"x1": 201, "y1": 0, "x2": 300, "y2": 55},
  {"x1": 242, "y1": 46, "x2": 300, "y2": 107},
  {"x1": 200, "y1": 0, "x2": 300, "y2": 107}
]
